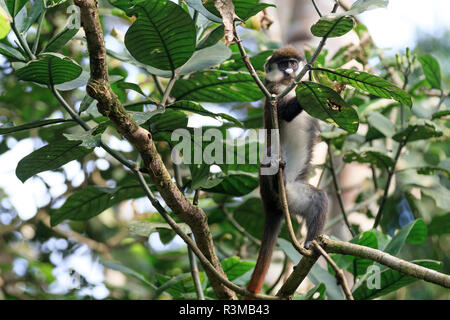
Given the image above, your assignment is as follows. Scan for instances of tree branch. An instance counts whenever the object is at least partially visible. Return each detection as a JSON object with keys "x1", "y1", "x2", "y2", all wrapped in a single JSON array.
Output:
[
  {"x1": 73, "y1": 0, "x2": 235, "y2": 300},
  {"x1": 312, "y1": 240, "x2": 354, "y2": 300},
  {"x1": 319, "y1": 235, "x2": 450, "y2": 289}
]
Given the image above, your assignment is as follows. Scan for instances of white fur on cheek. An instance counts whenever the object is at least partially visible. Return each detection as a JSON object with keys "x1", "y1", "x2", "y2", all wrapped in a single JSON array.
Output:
[{"x1": 265, "y1": 68, "x2": 284, "y2": 82}]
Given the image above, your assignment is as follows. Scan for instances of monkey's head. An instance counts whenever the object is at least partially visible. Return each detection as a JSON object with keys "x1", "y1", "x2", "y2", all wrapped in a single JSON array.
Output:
[{"x1": 264, "y1": 46, "x2": 304, "y2": 85}]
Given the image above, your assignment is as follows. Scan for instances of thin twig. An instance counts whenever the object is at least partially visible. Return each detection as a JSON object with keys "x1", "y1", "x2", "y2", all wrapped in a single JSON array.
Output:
[
  {"x1": 160, "y1": 70, "x2": 180, "y2": 106},
  {"x1": 327, "y1": 141, "x2": 355, "y2": 236},
  {"x1": 312, "y1": 240, "x2": 354, "y2": 300},
  {"x1": 311, "y1": 0, "x2": 323, "y2": 17},
  {"x1": 32, "y1": 10, "x2": 46, "y2": 54},
  {"x1": 267, "y1": 255, "x2": 288, "y2": 294},
  {"x1": 234, "y1": 31, "x2": 271, "y2": 99},
  {"x1": 372, "y1": 139, "x2": 407, "y2": 228},
  {"x1": 224, "y1": 208, "x2": 261, "y2": 246},
  {"x1": 134, "y1": 171, "x2": 279, "y2": 300}
]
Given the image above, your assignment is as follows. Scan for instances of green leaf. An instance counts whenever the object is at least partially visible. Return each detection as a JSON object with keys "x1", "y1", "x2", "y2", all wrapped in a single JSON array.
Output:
[
  {"x1": 149, "y1": 109, "x2": 189, "y2": 133},
  {"x1": 202, "y1": 0, "x2": 275, "y2": 21},
  {"x1": 296, "y1": 81, "x2": 359, "y2": 133},
  {"x1": 334, "y1": 0, "x2": 388, "y2": 17},
  {"x1": 100, "y1": 260, "x2": 156, "y2": 289},
  {"x1": 43, "y1": 24, "x2": 79, "y2": 53},
  {"x1": 116, "y1": 81, "x2": 146, "y2": 96},
  {"x1": 108, "y1": 0, "x2": 145, "y2": 11},
  {"x1": 351, "y1": 231, "x2": 378, "y2": 276},
  {"x1": 128, "y1": 220, "x2": 192, "y2": 237},
  {"x1": 196, "y1": 24, "x2": 224, "y2": 50},
  {"x1": 367, "y1": 111, "x2": 395, "y2": 138},
  {"x1": 155, "y1": 273, "x2": 200, "y2": 299},
  {"x1": 317, "y1": 68, "x2": 412, "y2": 107},
  {"x1": 343, "y1": 147, "x2": 395, "y2": 170},
  {"x1": 184, "y1": 0, "x2": 221, "y2": 22},
  {"x1": 172, "y1": 70, "x2": 264, "y2": 102},
  {"x1": 311, "y1": 16, "x2": 355, "y2": 38},
  {"x1": 428, "y1": 213, "x2": 450, "y2": 236},
  {"x1": 15, "y1": 53, "x2": 82, "y2": 86},
  {"x1": 168, "y1": 100, "x2": 242, "y2": 126},
  {"x1": 54, "y1": 70, "x2": 89, "y2": 91},
  {"x1": 418, "y1": 55, "x2": 442, "y2": 90},
  {"x1": 384, "y1": 219, "x2": 427, "y2": 256},
  {"x1": 234, "y1": 199, "x2": 299, "y2": 241},
  {"x1": 203, "y1": 173, "x2": 259, "y2": 196},
  {"x1": 0, "y1": 42, "x2": 26, "y2": 61},
  {"x1": 63, "y1": 123, "x2": 108, "y2": 148},
  {"x1": 392, "y1": 119, "x2": 443, "y2": 143},
  {"x1": 353, "y1": 260, "x2": 442, "y2": 300},
  {"x1": 16, "y1": 139, "x2": 92, "y2": 183},
  {"x1": 17, "y1": 0, "x2": 44, "y2": 33},
  {"x1": 431, "y1": 110, "x2": 450, "y2": 120},
  {"x1": 303, "y1": 283, "x2": 326, "y2": 300},
  {"x1": 50, "y1": 184, "x2": 146, "y2": 226},
  {"x1": 5, "y1": 0, "x2": 27, "y2": 16},
  {"x1": 0, "y1": 118, "x2": 72, "y2": 135},
  {"x1": 221, "y1": 256, "x2": 255, "y2": 281},
  {"x1": 0, "y1": 5, "x2": 10, "y2": 39},
  {"x1": 79, "y1": 94, "x2": 96, "y2": 114},
  {"x1": 416, "y1": 166, "x2": 450, "y2": 180},
  {"x1": 124, "y1": 0, "x2": 196, "y2": 71}
]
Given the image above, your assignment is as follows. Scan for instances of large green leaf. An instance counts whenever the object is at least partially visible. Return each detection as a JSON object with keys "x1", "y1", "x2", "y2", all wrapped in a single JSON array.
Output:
[
  {"x1": 0, "y1": 42, "x2": 26, "y2": 61},
  {"x1": 16, "y1": 139, "x2": 93, "y2": 183},
  {"x1": 173, "y1": 70, "x2": 265, "y2": 102},
  {"x1": 296, "y1": 81, "x2": 359, "y2": 133},
  {"x1": 392, "y1": 120, "x2": 443, "y2": 143},
  {"x1": 428, "y1": 213, "x2": 450, "y2": 236},
  {"x1": 316, "y1": 68, "x2": 412, "y2": 107},
  {"x1": 383, "y1": 219, "x2": 427, "y2": 256},
  {"x1": 50, "y1": 184, "x2": 146, "y2": 226},
  {"x1": 184, "y1": 0, "x2": 221, "y2": 22},
  {"x1": 311, "y1": 16, "x2": 355, "y2": 38},
  {"x1": 202, "y1": 0, "x2": 275, "y2": 21},
  {"x1": 15, "y1": 53, "x2": 82, "y2": 86},
  {"x1": 0, "y1": 5, "x2": 10, "y2": 39},
  {"x1": 43, "y1": 24, "x2": 79, "y2": 53},
  {"x1": 5, "y1": 0, "x2": 27, "y2": 16},
  {"x1": 203, "y1": 173, "x2": 259, "y2": 196},
  {"x1": 221, "y1": 256, "x2": 255, "y2": 281},
  {"x1": 124, "y1": 0, "x2": 196, "y2": 71},
  {"x1": 418, "y1": 55, "x2": 442, "y2": 90},
  {"x1": 353, "y1": 260, "x2": 442, "y2": 300},
  {"x1": 343, "y1": 147, "x2": 395, "y2": 170}
]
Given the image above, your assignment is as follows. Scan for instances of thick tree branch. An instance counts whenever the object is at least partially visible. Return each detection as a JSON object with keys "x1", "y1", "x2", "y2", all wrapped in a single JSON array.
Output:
[
  {"x1": 319, "y1": 235, "x2": 450, "y2": 289},
  {"x1": 73, "y1": 0, "x2": 235, "y2": 300}
]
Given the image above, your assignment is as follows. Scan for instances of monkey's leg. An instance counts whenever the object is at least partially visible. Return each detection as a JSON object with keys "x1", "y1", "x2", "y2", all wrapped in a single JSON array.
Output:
[{"x1": 285, "y1": 181, "x2": 328, "y2": 248}]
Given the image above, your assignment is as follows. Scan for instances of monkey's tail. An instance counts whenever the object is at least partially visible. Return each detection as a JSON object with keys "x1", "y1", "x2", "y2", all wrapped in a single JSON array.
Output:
[{"x1": 246, "y1": 207, "x2": 283, "y2": 296}]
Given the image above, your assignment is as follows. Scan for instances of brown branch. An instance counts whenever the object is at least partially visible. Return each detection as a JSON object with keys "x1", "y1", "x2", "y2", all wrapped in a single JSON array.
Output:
[
  {"x1": 73, "y1": 0, "x2": 235, "y2": 300},
  {"x1": 312, "y1": 240, "x2": 354, "y2": 300},
  {"x1": 320, "y1": 235, "x2": 450, "y2": 289}
]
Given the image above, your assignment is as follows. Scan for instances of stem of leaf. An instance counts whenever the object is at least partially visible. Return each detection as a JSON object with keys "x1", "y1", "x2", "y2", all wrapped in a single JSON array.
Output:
[{"x1": 327, "y1": 141, "x2": 355, "y2": 237}]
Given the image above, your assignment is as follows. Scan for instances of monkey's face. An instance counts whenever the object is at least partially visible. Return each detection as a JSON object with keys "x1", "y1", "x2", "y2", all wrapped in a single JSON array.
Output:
[{"x1": 265, "y1": 57, "x2": 304, "y2": 84}]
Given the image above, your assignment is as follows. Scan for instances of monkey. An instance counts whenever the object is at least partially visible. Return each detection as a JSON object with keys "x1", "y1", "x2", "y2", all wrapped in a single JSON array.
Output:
[{"x1": 247, "y1": 46, "x2": 328, "y2": 295}]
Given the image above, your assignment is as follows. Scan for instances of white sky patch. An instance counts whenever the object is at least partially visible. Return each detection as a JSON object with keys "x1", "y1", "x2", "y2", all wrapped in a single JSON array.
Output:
[{"x1": 360, "y1": 0, "x2": 450, "y2": 52}]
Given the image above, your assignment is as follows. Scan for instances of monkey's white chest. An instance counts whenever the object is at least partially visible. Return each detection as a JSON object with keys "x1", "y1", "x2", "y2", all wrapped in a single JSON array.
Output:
[{"x1": 280, "y1": 111, "x2": 316, "y2": 183}]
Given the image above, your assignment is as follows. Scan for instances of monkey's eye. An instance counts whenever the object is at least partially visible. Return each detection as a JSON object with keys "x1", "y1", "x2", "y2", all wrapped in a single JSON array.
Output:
[
  {"x1": 290, "y1": 60, "x2": 298, "y2": 69},
  {"x1": 278, "y1": 61, "x2": 289, "y2": 70}
]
